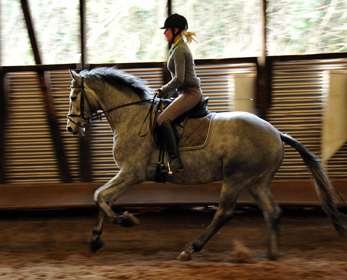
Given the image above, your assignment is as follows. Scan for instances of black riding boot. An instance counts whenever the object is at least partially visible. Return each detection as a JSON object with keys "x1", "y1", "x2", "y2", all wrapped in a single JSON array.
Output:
[{"x1": 160, "y1": 120, "x2": 184, "y2": 173}]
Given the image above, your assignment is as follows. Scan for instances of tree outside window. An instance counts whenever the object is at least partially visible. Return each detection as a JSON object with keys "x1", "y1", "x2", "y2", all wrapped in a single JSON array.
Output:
[{"x1": 1, "y1": 0, "x2": 347, "y2": 66}]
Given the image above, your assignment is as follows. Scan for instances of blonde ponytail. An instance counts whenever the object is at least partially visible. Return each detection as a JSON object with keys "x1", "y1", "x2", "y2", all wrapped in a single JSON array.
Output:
[{"x1": 181, "y1": 30, "x2": 198, "y2": 44}]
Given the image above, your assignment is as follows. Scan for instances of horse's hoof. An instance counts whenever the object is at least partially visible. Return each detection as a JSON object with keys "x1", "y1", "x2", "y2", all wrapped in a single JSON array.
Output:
[
  {"x1": 257, "y1": 251, "x2": 279, "y2": 261},
  {"x1": 177, "y1": 250, "x2": 192, "y2": 261},
  {"x1": 268, "y1": 254, "x2": 279, "y2": 261},
  {"x1": 89, "y1": 238, "x2": 105, "y2": 253},
  {"x1": 121, "y1": 211, "x2": 140, "y2": 227},
  {"x1": 108, "y1": 214, "x2": 119, "y2": 224}
]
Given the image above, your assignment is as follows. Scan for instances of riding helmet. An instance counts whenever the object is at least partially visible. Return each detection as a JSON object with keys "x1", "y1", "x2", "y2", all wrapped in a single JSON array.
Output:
[{"x1": 160, "y1": 13, "x2": 188, "y2": 31}]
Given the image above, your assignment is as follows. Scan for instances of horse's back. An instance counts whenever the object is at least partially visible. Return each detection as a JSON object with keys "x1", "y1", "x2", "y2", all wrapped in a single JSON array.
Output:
[
  {"x1": 211, "y1": 111, "x2": 281, "y2": 143},
  {"x1": 210, "y1": 111, "x2": 284, "y2": 168}
]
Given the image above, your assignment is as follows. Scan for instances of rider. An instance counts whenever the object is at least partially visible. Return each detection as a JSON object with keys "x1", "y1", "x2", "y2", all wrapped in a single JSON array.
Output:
[{"x1": 157, "y1": 13, "x2": 203, "y2": 173}]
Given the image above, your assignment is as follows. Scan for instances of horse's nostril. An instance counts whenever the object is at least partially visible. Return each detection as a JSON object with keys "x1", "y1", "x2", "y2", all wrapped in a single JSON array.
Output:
[{"x1": 67, "y1": 126, "x2": 73, "y2": 132}]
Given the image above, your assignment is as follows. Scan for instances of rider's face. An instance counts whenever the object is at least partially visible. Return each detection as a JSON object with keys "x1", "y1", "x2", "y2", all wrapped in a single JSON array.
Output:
[{"x1": 164, "y1": 28, "x2": 173, "y2": 42}]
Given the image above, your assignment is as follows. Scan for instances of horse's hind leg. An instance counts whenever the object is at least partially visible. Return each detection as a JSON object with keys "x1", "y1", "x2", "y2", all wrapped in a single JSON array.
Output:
[
  {"x1": 177, "y1": 180, "x2": 240, "y2": 261},
  {"x1": 248, "y1": 179, "x2": 282, "y2": 260}
]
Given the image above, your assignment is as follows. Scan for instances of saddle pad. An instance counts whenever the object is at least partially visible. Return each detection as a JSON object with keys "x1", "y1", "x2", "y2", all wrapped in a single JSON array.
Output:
[{"x1": 178, "y1": 113, "x2": 213, "y2": 150}]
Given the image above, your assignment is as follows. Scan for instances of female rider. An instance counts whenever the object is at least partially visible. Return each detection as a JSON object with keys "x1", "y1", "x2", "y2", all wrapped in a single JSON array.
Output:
[{"x1": 157, "y1": 14, "x2": 203, "y2": 173}]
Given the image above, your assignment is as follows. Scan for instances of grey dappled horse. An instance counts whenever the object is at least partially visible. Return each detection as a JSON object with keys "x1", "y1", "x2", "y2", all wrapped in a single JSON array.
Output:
[{"x1": 66, "y1": 67, "x2": 345, "y2": 261}]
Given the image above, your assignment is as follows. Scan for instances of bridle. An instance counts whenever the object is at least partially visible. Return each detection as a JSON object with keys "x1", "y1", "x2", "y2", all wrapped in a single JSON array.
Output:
[
  {"x1": 67, "y1": 77, "x2": 155, "y2": 129},
  {"x1": 67, "y1": 77, "x2": 92, "y2": 128}
]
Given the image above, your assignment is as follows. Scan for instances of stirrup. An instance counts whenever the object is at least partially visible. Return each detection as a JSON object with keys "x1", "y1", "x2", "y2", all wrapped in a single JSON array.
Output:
[{"x1": 167, "y1": 161, "x2": 184, "y2": 175}]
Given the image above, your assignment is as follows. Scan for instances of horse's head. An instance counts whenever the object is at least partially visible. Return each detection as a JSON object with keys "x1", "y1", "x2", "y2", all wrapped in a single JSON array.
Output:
[
  {"x1": 66, "y1": 69, "x2": 94, "y2": 136},
  {"x1": 67, "y1": 67, "x2": 154, "y2": 136}
]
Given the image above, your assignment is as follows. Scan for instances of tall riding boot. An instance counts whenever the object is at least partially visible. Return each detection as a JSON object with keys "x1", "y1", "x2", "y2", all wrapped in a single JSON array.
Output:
[{"x1": 160, "y1": 120, "x2": 184, "y2": 173}]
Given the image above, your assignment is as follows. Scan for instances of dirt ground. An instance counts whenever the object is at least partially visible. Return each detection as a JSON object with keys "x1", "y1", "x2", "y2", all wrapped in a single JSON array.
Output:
[{"x1": 1, "y1": 206, "x2": 347, "y2": 280}]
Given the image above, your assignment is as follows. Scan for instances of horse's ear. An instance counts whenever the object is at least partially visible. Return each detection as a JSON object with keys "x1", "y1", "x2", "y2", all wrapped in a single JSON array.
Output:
[
  {"x1": 69, "y1": 69, "x2": 82, "y2": 86},
  {"x1": 69, "y1": 69, "x2": 78, "y2": 80}
]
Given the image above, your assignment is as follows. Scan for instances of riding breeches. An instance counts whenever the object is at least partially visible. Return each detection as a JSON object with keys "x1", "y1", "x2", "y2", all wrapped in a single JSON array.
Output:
[{"x1": 157, "y1": 87, "x2": 203, "y2": 126}]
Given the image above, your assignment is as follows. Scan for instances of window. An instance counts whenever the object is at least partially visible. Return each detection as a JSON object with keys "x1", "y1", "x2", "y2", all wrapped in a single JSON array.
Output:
[
  {"x1": 267, "y1": 0, "x2": 347, "y2": 55},
  {"x1": 1, "y1": 0, "x2": 80, "y2": 65},
  {"x1": 86, "y1": 0, "x2": 168, "y2": 63},
  {"x1": 2, "y1": 0, "x2": 347, "y2": 66},
  {"x1": 28, "y1": 0, "x2": 80, "y2": 64},
  {"x1": 172, "y1": 0, "x2": 262, "y2": 59},
  {"x1": 1, "y1": 0, "x2": 35, "y2": 65}
]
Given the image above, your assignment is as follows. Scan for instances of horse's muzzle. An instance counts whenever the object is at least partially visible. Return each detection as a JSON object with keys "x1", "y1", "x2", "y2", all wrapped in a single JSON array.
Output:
[
  {"x1": 66, "y1": 124, "x2": 78, "y2": 135},
  {"x1": 66, "y1": 124, "x2": 85, "y2": 136}
]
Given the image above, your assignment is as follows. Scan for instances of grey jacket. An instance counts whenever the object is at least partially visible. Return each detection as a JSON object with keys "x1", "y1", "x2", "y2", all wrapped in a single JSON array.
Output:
[{"x1": 160, "y1": 40, "x2": 201, "y2": 97}]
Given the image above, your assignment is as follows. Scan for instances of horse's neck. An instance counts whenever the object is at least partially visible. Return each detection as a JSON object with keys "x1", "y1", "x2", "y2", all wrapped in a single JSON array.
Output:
[{"x1": 97, "y1": 87, "x2": 150, "y2": 134}]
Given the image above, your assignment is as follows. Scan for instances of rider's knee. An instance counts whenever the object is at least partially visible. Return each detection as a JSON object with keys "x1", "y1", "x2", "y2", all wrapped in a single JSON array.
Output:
[{"x1": 157, "y1": 115, "x2": 172, "y2": 127}]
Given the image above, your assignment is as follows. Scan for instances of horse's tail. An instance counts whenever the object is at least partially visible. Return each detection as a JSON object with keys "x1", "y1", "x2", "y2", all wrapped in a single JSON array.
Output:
[{"x1": 280, "y1": 132, "x2": 346, "y2": 236}]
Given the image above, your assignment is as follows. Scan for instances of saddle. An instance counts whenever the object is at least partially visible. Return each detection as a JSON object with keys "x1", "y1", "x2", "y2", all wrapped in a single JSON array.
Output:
[
  {"x1": 152, "y1": 97, "x2": 211, "y2": 148},
  {"x1": 151, "y1": 97, "x2": 213, "y2": 182}
]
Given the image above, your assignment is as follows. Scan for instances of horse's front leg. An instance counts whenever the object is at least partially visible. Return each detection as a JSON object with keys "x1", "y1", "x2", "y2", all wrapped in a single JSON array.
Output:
[
  {"x1": 90, "y1": 209, "x2": 138, "y2": 252},
  {"x1": 94, "y1": 173, "x2": 140, "y2": 226},
  {"x1": 90, "y1": 210, "x2": 106, "y2": 252},
  {"x1": 89, "y1": 173, "x2": 140, "y2": 252}
]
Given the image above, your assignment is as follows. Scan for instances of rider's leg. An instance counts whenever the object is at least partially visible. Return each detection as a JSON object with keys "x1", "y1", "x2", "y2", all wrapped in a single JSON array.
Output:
[
  {"x1": 160, "y1": 119, "x2": 184, "y2": 173},
  {"x1": 157, "y1": 88, "x2": 202, "y2": 126},
  {"x1": 157, "y1": 88, "x2": 202, "y2": 173}
]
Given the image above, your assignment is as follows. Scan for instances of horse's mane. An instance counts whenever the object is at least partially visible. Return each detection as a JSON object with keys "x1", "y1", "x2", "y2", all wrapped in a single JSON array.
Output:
[{"x1": 80, "y1": 67, "x2": 152, "y2": 100}]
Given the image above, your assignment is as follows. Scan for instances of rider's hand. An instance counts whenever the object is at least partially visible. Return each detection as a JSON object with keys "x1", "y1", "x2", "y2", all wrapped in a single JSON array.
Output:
[{"x1": 156, "y1": 89, "x2": 163, "y2": 98}]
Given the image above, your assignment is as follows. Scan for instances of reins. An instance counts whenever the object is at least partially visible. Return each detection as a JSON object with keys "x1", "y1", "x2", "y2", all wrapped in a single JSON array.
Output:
[
  {"x1": 137, "y1": 93, "x2": 158, "y2": 137},
  {"x1": 90, "y1": 98, "x2": 154, "y2": 122}
]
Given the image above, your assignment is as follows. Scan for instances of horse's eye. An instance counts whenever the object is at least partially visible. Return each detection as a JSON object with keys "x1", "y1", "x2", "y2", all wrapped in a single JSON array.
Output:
[{"x1": 71, "y1": 96, "x2": 77, "y2": 101}]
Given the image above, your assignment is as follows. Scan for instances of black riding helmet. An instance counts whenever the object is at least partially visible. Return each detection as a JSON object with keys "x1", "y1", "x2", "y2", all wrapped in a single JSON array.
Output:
[{"x1": 161, "y1": 14, "x2": 188, "y2": 43}]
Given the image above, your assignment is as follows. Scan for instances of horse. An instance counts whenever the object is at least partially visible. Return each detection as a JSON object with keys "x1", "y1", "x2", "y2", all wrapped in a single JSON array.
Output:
[{"x1": 66, "y1": 67, "x2": 346, "y2": 261}]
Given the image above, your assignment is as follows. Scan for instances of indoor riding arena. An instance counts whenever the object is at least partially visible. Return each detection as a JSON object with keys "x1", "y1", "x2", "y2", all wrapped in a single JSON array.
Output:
[{"x1": 2, "y1": 1, "x2": 347, "y2": 279}]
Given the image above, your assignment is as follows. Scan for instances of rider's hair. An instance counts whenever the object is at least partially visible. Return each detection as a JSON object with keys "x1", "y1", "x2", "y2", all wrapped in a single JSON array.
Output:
[{"x1": 181, "y1": 30, "x2": 198, "y2": 44}]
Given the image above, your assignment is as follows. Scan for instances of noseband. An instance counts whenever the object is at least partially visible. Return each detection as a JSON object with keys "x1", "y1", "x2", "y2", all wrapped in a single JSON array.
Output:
[{"x1": 67, "y1": 77, "x2": 154, "y2": 129}]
